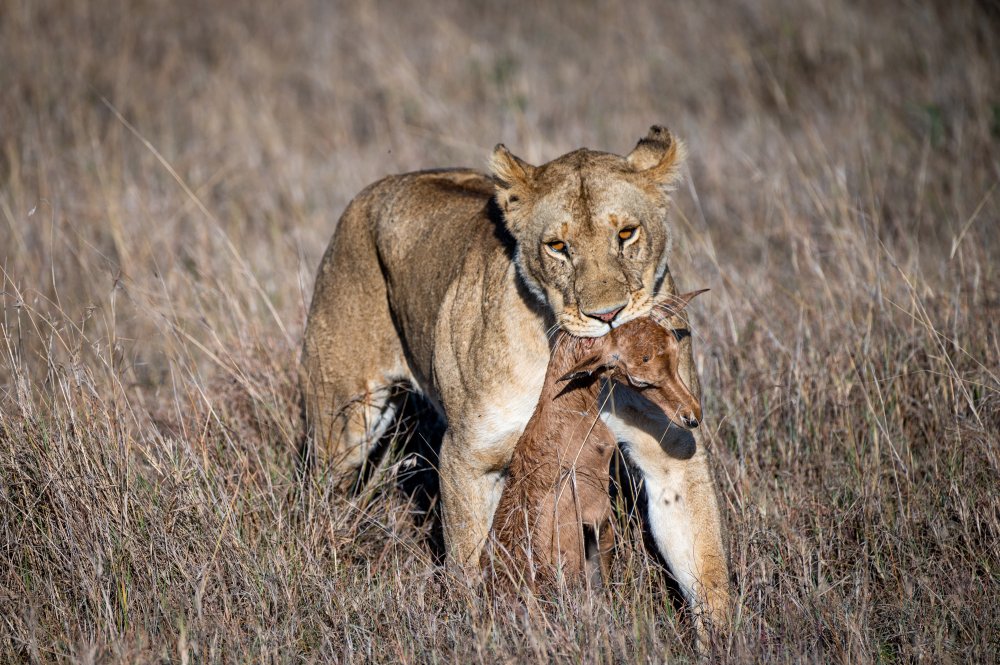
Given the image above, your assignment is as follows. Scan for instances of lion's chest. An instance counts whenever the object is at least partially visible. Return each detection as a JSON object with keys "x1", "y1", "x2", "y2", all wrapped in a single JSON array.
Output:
[{"x1": 465, "y1": 351, "x2": 549, "y2": 470}]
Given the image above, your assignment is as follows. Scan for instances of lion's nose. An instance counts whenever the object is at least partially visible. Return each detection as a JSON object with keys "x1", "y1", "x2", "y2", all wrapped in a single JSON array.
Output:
[
  {"x1": 681, "y1": 413, "x2": 700, "y2": 429},
  {"x1": 583, "y1": 304, "x2": 625, "y2": 323}
]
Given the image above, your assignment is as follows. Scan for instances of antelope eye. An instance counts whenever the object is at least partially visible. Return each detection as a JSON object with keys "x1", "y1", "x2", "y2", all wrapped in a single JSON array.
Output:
[
  {"x1": 546, "y1": 240, "x2": 567, "y2": 254},
  {"x1": 618, "y1": 227, "x2": 638, "y2": 242}
]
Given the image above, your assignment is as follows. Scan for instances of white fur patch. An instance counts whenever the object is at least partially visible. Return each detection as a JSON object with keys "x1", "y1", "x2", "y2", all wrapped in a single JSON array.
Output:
[
  {"x1": 558, "y1": 312, "x2": 611, "y2": 338},
  {"x1": 600, "y1": 391, "x2": 701, "y2": 604},
  {"x1": 641, "y1": 468, "x2": 699, "y2": 602},
  {"x1": 470, "y1": 353, "x2": 548, "y2": 458}
]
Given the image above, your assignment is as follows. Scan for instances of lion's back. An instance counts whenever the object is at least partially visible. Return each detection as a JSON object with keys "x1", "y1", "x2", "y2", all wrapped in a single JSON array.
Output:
[{"x1": 367, "y1": 168, "x2": 496, "y2": 256}]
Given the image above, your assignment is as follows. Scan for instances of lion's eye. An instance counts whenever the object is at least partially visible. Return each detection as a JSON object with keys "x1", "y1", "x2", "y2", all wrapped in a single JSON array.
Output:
[
  {"x1": 545, "y1": 240, "x2": 567, "y2": 254},
  {"x1": 618, "y1": 227, "x2": 638, "y2": 243}
]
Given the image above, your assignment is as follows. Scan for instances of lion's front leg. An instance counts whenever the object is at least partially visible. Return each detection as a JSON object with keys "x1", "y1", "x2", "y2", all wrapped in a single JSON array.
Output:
[
  {"x1": 439, "y1": 428, "x2": 514, "y2": 573},
  {"x1": 632, "y1": 427, "x2": 731, "y2": 630},
  {"x1": 604, "y1": 390, "x2": 731, "y2": 634}
]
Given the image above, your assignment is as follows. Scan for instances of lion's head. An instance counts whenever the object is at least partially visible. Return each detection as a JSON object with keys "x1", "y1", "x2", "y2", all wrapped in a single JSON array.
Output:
[{"x1": 490, "y1": 126, "x2": 686, "y2": 338}]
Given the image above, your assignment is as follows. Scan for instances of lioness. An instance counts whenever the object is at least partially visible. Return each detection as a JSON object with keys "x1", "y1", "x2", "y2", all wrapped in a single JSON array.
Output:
[{"x1": 301, "y1": 126, "x2": 730, "y2": 626}]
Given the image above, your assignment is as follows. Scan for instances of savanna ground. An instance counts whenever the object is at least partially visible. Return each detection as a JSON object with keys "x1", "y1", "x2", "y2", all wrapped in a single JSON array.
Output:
[{"x1": 1, "y1": 0, "x2": 999, "y2": 662}]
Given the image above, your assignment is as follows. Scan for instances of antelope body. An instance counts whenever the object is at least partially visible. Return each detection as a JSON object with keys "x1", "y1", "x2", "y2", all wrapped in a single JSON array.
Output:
[{"x1": 484, "y1": 293, "x2": 705, "y2": 590}]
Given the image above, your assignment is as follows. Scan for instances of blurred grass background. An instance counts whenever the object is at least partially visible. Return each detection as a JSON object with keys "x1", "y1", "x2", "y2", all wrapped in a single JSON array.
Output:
[{"x1": 1, "y1": 0, "x2": 998, "y2": 661}]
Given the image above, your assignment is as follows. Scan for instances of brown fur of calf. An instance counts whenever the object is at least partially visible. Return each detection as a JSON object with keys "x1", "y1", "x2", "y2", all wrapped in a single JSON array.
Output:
[{"x1": 484, "y1": 298, "x2": 704, "y2": 592}]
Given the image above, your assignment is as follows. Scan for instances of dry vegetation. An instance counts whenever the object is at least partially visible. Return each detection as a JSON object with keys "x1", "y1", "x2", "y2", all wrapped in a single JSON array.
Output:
[{"x1": 2, "y1": 0, "x2": 999, "y2": 662}]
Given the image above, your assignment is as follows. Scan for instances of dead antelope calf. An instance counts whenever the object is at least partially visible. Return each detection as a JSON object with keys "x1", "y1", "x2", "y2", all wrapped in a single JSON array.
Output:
[{"x1": 483, "y1": 291, "x2": 706, "y2": 591}]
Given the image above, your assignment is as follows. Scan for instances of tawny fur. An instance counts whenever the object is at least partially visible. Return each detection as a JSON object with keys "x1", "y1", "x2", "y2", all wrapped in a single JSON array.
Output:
[{"x1": 300, "y1": 126, "x2": 731, "y2": 628}]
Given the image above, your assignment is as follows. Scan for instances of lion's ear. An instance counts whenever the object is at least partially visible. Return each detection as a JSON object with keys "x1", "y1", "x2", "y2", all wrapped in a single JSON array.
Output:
[
  {"x1": 626, "y1": 126, "x2": 686, "y2": 190},
  {"x1": 489, "y1": 144, "x2": 536, "y2": 213},
  {"x1": 559, "y1": 353, "x2": 612, "y2": 384}
]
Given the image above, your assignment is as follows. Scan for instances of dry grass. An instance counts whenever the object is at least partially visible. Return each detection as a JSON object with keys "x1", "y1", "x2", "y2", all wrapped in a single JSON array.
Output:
[{"x1": 2, "y1": 0, "x2": 999, "y2": 661}]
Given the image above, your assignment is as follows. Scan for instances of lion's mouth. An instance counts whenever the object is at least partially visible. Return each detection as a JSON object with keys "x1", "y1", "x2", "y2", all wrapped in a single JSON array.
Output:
[
  {"x1": 608, "y1": 305, "x2": 645, "y2": 329},
  {"x1": 559, "y1": 295, "x2": 653, "y2": 338},
  {"x1": 560, "y1": 318, "x2": 612, "y2": 338}
]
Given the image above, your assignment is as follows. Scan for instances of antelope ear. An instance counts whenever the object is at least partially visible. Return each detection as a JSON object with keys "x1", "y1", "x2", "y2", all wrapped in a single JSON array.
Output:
[
  {"x1": 626, "y1": 125, "x2": 687, "y2": 190},
  {"x1": 654, "y1": 288, "x2": 709, "y2": 317},
  {"x1": 489, "y1": 144, "x2": 537, "y2": 215},
  {"x1": 558, "y1": 353, "x2": 609, "y2": 383}
]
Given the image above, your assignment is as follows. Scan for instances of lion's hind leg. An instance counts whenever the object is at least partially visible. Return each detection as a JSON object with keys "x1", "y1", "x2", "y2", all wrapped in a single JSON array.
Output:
[
  {"x1": 299, "y1": 195, "x2": 412, "y2": 488},
  {"x1": 299, "y1": 378, "x2": 408, "y2": 486}
]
